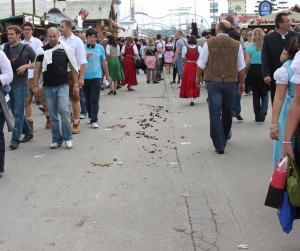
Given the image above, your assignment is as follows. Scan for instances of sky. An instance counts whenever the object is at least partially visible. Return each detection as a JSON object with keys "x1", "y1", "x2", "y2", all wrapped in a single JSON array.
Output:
[{"x1": 119, "y1": 0, "x2": 299, "y2": 29}]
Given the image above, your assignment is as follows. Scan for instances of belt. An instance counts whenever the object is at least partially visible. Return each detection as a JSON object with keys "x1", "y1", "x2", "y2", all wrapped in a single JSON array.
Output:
[{"x1": 186, "y1": 60, "x2": 196, "y2": 62}]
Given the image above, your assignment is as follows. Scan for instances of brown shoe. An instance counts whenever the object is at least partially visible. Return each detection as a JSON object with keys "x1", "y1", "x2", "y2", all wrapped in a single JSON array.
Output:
[
  {"x1": 28, "y1": 120, "x2": 34, "y2": 132},
  {"x1": 45, "y1": 116, "x2": 51, "y2": 129},
  {"x1": 72, "y1": 122, "x2": 80, "y2": 134}
]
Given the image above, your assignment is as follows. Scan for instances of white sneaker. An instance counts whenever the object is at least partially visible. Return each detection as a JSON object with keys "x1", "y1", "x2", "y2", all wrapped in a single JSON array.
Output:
[
  {"x1": 80, "y1": 114, "x2": 86, "y2": 119},
  {"x1": 91, "y1": 122, "x2": 98, "y2": 129},
  {"x1": 50, "y1": 143, "x2": 61, "y2": 149},
  {"x1": 65, "y1": 140, "x2": 73, "y2": 149}
]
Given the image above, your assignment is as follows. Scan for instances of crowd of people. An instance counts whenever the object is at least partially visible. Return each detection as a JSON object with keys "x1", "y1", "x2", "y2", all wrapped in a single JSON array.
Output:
[{"x1": 0, "y1": 10, "x2": 299, "y2": 179}]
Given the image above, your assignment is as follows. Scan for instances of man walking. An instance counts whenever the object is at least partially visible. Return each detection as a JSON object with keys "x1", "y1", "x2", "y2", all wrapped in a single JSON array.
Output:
[
  {"x1": 262, "y1": 11, "x2": 297, "y2": 105},
  {"x1": 83, "y1": 28, "x2": 111, "y2": 129},
  {"x1": 196, "y1": 20, "x2": 246, "y2": 154},
  {"x1": 225, "y1": 15, "x2": 244, "y2": 121},
  {"x1": 21, "y1": 21, "x2": 50, "y2": 130},
  {"x1": 59, "y1": 20, "x2": 87, "y2": 134},
  {"x1": 4, "y1": 25, "x2": 36, "y2": 150},
  {"x1": 33, "y1": 27, "x2": 78, "y2": 149},
  {"x1": 173, "y1": 31, "x2": 187, "y2": 83}
]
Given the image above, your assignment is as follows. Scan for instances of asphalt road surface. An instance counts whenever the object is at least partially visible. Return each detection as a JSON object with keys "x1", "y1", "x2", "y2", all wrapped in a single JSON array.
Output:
[{"x1": 0, "y1": 72, "x2": 299, "y2": 251}]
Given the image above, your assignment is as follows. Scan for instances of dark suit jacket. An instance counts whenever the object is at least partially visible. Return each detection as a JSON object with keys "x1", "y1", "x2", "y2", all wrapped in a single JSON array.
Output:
[{"x1": 261, "y1": 30, "x2": 297, "y2": 79}]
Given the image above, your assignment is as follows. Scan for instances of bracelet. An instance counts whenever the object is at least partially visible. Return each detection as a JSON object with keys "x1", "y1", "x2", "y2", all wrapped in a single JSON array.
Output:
[
  {"x1": 270, "y1": 124, "x2": 278, "y2": 128},
  {"x1": 283, "y1": 141, "x2": 292, "y2": 144}
]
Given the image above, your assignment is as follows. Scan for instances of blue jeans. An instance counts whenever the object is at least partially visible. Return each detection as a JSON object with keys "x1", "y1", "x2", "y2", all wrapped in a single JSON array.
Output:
[
  {"x1": 80, "y1": 88, "x2": 87, "y2": 115},
  {"x1": 9, "y1": 85, "x2": 33, "y2": 144},
  {"x1": 83, "y1": 78, "x2": 101, "y2": 123},
  {"x1": 176, "y1": 55, "x2": 184, "y2": 78},
  {"x1": 156, "y1": 58, "x2": 163, "y2": 80},
  {"x1": 44, "y1": 85, "x2": 72, "y2": 144},
  {"x1": 232, "y1": 82, "x2": 241, "y2": 114},
  {"x1": 207, "y1": 81, "x2": 236, "y2": 150}
]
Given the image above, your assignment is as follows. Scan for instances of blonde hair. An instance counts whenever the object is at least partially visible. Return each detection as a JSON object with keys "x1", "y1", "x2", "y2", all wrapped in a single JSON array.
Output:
[
  {"x1": 147, "y1": 38, "x2": 154, "y2": 46},
  {"x1": 125, "y1": 36, "x2": 133, "y2": 47},
  {"x1": 251, "y1": 28, "x2": 264, "y2": 51}
]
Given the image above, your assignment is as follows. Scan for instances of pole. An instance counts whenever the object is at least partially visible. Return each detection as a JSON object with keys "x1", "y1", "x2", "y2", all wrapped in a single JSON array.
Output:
[
  {"x1": 194, "y1": 0, "x2": 196, "y2": 23},
  {"x1": 11, "y1": 0, "x2": 15, "y2": 16},
  {"x1": 33, "y1": 0, "x2": 36, "y2": 15}
]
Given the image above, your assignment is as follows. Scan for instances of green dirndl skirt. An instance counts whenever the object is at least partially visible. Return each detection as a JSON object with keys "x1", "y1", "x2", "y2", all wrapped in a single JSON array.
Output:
[{"x1": 107, "y1": 57, "x2": 125, "y2": 81}]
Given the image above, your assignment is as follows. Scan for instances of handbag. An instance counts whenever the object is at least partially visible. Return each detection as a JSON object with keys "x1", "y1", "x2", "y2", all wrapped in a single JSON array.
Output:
[
  {"x1": 265, "y1": 157, "x2": 287, "y2": 209},
  {"x1": 134, "y1": 57, "x2": 142, "y2": 69},
  {"x1": 286, "y1": 156, "x2": 300, "y2": 207},
  {"x1": 277, "y1": 191, "x2": 295, "y2": 234}
]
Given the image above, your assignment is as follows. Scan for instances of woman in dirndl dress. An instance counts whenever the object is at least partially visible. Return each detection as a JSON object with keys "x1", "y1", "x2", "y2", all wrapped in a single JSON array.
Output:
[
  {"x1": 120, "y1": 37, "x2": 140, "y2": 91},
  {"x1": 106, "y1": 35, "x2": 124, "y2": 95},
  {"x1": 144, "y1": 38, "x2": 159, "y2": 84},
  {"x1": 271, "y1": 37, "x2": 298, "y2": 167}
]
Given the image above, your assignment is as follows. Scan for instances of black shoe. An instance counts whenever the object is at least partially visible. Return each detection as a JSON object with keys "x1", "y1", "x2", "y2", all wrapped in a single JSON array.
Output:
[
  {"x1": 108, "y1": 90, "x2": 113, "y2": 95},
  {"x1": 113, "y1": 91, "x2": 116, "y2": 95},
  {"x1": 233, "y1": 112, "x2": 243, "y2": 121},
  {"x1": 147, "y1": 81, "x2": 150, "y2": 83},
  {"x1": 170, "y1": 81, "x2": 176, "y2": 84},
  {"x1": 117, "y1": 84, "x2": 122, "y2": 89},
  {"x1": 9, "y1": 142, "x2": 19, "y2": 150},
  {"x1": 0, "y1": 172, "x2": 3, "y2": 178},
  {"x1": 153, "y1": 81, "x2": 159, "y2": 84},
  {"x1": 20, "y1": 135, "x2": 33, "y2": 143},
  {"x1": 190, "y1": 101, "x2": 194, "y2": 106},
  {"x1": 259, "y1": 112, "x2": 266, "y2": 122},
  {"x1": 160, "y1": 78, "x2": 164, "y2": 80},
  {"x1": 215, "y1": 149, "x2": 224, "y2": 154},
  {"x1": 227, "y1": 130, "x2": 232, "y2": 141}
]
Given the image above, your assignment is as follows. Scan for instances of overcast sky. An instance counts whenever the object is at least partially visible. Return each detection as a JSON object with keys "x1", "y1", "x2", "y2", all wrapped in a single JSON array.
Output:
[{"x1": 119, "y1": 0, "x2": 299, "y2": 28}]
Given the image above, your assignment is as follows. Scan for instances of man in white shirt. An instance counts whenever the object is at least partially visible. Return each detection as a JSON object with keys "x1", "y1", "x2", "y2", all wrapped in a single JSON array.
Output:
[
  {"x1": 155, "y1": 34, "x2": 165, "y2": 81},
  {"x1": 21, "y1": 22, "x2": 50, "y2": 131},
  {"x1": 59, "y1": 20, "x2": 87, "y2": 134},
  {"x1": 196, "y1": 20, "x2": 246, "y2": 154}
]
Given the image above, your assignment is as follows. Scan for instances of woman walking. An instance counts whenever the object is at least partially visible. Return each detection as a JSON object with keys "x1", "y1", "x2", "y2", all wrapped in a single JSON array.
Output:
[
  {"x1": 144, "y1": 38, "x2": 159, "y2": 84},
  {"x1": 106, "y1": 35, "x2": 124, "y2": 95},
  {"x1": 270, "y1": 37, "x2": 297, "y2": 167},
  {"x1": 179, "y1": 35, "x2": 202, "y2": 106},
  {"x1": 245, "y1": 28, "x2": 269, "y2": 122},
  {"x1": 120, "y1": 37, "x2": 140, "y2": 91}
]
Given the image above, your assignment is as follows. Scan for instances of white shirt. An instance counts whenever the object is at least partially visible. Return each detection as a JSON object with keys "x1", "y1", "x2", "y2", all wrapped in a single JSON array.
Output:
[
  {"x1": 0, "y1": 50, "x2": 13, "y2": 86},
  {"x1": 291, "y1": 51, "x2": 300, "y2": 84},
  {"x1": 59, "y1": 33, "x2": 87, "y2": 70},
  {"x1": 182, "y1": 45, "x2": 202, "y2": 59},
  {"x1": 274, "y1": 65, "x2": 288, "y2": 85},
  {"x1": 22, "y1": 36, "x2": 43, "y2": 78},
  {"x1": 197, "y1": 34, "x2": 246, "y2": 72},
  {"x1": 156, "y1": 39, "x2": 164, "y2": 58},
  {"x1": 106, "y1": 44, "x2": 120, "y2": 56},
  {"x1": 121, "y1": 44, "x2": 139, "y2": 55}
]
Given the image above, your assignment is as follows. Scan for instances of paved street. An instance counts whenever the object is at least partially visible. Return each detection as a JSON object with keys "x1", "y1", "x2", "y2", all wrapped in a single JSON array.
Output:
[{"x1": 1, "y1": 71, "x2": 300, "y2": 251}]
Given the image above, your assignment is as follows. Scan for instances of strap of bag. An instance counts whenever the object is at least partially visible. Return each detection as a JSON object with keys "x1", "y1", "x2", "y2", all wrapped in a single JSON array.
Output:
[
  {"x1": 18, "y1": 44, "x2": 28, "y2": 58},
  {"x1": 287, "y1": 156, "x2": 300, "y2": 179}
]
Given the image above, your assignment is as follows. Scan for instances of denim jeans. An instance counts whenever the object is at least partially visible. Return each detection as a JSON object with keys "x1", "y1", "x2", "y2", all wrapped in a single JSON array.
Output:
[
  {"x1": 232, "y1": 82, "x2": 241, "y2": 114},
  {"x1": 80, "y1": 88, "x2": 87, "y2": 115},
  {"x1": 252, "y1": 88, "x2": 269, "y2": 118},
  {"x1": 176, "y1": 55, "x2": 184, "y2": 78},
  {"x1": 82, "y1": 78, "x2": 101, "y2": 123},
  {"x1": 156, "y1": 58, "x2": 163, "y2": 80},
  {"x1": 207, "y1": 81, "x2": 236, "y2": 150},
  {"x1": 44, "y1": 85, "x2": 72, "y2": 144},
  {"x1": 0, "y1": 112, "x2": 5, "y2": 172},
  {"x1": 9, "y1": 85, "x2": 33, "y2": 144}
]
